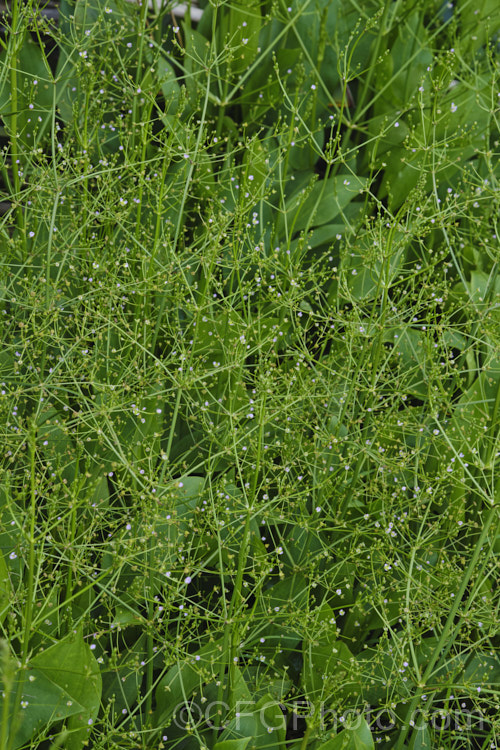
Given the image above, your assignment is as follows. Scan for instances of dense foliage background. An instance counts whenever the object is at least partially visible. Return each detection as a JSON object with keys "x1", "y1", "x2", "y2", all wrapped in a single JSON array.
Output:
[{"x1": 0, "y1": 0, "x2": 499, "y2": 748}]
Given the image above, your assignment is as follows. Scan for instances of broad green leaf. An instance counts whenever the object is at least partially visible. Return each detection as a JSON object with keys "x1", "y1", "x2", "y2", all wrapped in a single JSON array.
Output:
[
  {"x1": 56, "y1": 0, "x2": 131, "y2": 125},
  {"x1": 226, "y1": 0, "x2": 262, "y2": 76},
  {"x1": 154, "y1": 53, "x2": 180, "y2": 114},
  {"x1": 285, "y1": 130, "x2": 325, "y2": 172},
  {"x1": 432, "y1": 76, "x2": 491, "y2": 146},
  {"x1": 253, "y1": 693, "x2": 286, "y2": 747},
  {"x1": 0, "y1": 37, "x2": 54, "y2": 150},
  {"x1": 212, "y1": 484, "x2": 267, "y2": 568},
  {"x1": 29, "y1": 630, "x2": 102, "y2": 750},
  {"x1": 278, "y1": 173, "x2": 367, "y2": 239},
  {"x1": 366, "y1": 112, "x2": 410, "y2": 156},
  {"x1": 101, "y1": 635, "x2": 146, "y2": 719},
  {"x1": 154, "y1": 638, "x2": 225, "y2": 726},
  {"x1": 241, "y1": 136, "x2": 270, "y2": 205},
  {"x1": 380, "y1": 72, "x2": 491, "y2": 208},
  {"x1": 241, "y1": 665, "x2": 293, "y2": 702},
  {"x1": 114, "y1": 475, "x2": 205, "y2": 600},
  {"x1": 407, "y1": 720, "x2": 432, "y2": 749},
  {"x1": 255, "y1": 574, "x2": 308, "y2": 645},
  {"x1": 214, "y1": 740, "x2": 252, "y2": 750},
  {"x1": 182, "y1": 27, "x2": 211, "y2": 99},
  {"x1": 36, "y1": 407, "x2": 77, "y2": 483},
  {"x1": 468, "y1": 270, "x2": 500, "y2": 320},
  {"x1": 317, "y1": 718, "x2": 374, "y2": 750},
  {"x1": 343, "y1": 232, "x2": 408, "y2": 303},
  {"x1": 382, "y1": 327, "x2": 427, "y2": 397},
  {"x1": 302, "y1": 602, "x2": 356, "y2": 703},
  {"x1": 456, "y1": 0, "x2": 498, "y2": 54},
  {"x1": 442, "y1": 358, "x2": 500, "y2": 468},
  {"x1": 463, "y1": 652, "x2": 500, "y2": 686},
  {"x1": 283, "y1": 526, "x2": 324, "y2": 572},
  {"x1": 306, "y1": 223, "x2": 346, "y2": 249},
  {"x1": 378, "y1": 151, "x2": 424, "y2": 211},
  {"x1": 383, "y1": 13, "x2": 432, "y2": 109},
  {"x1": 3, "y1": 671, "x2": 85, "y2": 750},
  {"x1": 218, "y1": 693, "x2": 285, "y2": 748},
  {"x1": 0, "y1": 510, "x2": 22, "y2": 582},
  {"x1": 2, "y1": 630, "x2": 101, "y2": 750},
  {"x1": 302, "y1": 628, "x2": 354, "y2": 702},
  {"x1": 31, "y1": 586, "x2": 61, "y2": 643},
  {"x1": 239, "y1": 48, "x2": 303, "y2": 120},
  {"x1": 128, "y1": 384, "x2": 164, "y2": 467}
]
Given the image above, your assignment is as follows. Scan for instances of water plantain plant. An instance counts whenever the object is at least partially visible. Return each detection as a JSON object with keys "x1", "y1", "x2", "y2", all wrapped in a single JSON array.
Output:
[{"x1": 0, "y1": 0, "x2": 499, "y2": 748}]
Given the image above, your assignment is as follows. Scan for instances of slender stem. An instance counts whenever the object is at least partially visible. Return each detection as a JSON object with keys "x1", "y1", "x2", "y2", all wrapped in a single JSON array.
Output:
[
  {"x1": 145, "y1": 385, "x2": 182, "y2": 721},
  {"x1": 151, "y1": 66, "x2": 212, "y2": 352},
  {"x1": 0, "y1": 643, "x2": 14, "y2": 750},
  {"x1": 212, "y1": 396, "x2": 266, "y2": 739},
  {"x1": 9, "y1": 0, "x2": 25, "y2": 246},
  {"x1": 299, "y1": 723, "x2": 312, "y2": 750},
  {"x1": 394, "y1": 506, "x2": 499, "y2": 750},
  {"x1": 131, "y1": 0, "x2": 150, "y2": 153},
  {"x1": 144, "y1": 540, "x2": 155, "y2": 723},
  {"x1": 352, "y1": 0, "x2": 391, "y2": 121},
  {"x1": 8, "y1": 419, "x2": 37, "y2": 750}
]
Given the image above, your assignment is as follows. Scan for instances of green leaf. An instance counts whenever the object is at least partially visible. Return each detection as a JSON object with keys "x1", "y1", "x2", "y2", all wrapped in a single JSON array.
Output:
[
  {"x1": 214, "y1": 740, "x2": 252, "y2": 750},
  {"x1": 278, "y1": 173, "x2": 367, "y2": 239},
  {"x1": 306, "y1": 223, "x2": 346, "y2": 249},
  {"x1": 456, "y1": 0, "x2": 498, "y2": 54},
  {"x1": 383, "y1": 14, "x2": 432, "y2": 110},
  {"x1": 56, "y1": 0, "x2": 136, "y2": 125},
  {"x1": 115, "y1": 475, "x2": 205, "y2": 600},
  {"x1": 182, "y1": 27, "x2": 211, "y2": 99},
  {"x1": 343, "y1": 230, "x2": 408, "y2": 303},
  {"x1": 0, "y1": 37, "x2": 54, "y2": 150},
  {"x1": 302, "y1": 603, "x2": 354, "y2": 703},
  {"x1": 154, "y1": 637, "x2": 225, "y2": 726},
  {"x1": 226, "y1": 0, "x2": 262, "y2": 76},
  {"x1": 317, "y1": 717, "x2": 374, "y2": 750},
  {"x1": 2, "y1": 630, "x2": 101, "y2": 750},
  {"x1": 101, "y1": 635, "x2": 146, "y2": 719},
  {"x1": 218, "y1": 693, "x2": 285, "y2": 748},
  {"x1": 443, "y1": 358, "x2": 500, "y2": 467},
  {"x1": 241, "y1": 136, "x2": 270, "y2": 205},
  {"x1": 29, "y1": 630, "x2": 102, "y2": 750},
  {"x1": 252, "y1": 574, "x2": 308, "y2": 649},
  {"x1": 407, "y1": 720, "x2": 432, "y2": 749},
  {"x1": 239, "y1": 48, "x2": 302, "y2": 120},
  {"x1": 36, "y1": 407, "x2": 76, "y2": 483},
  {"x1": 253, "y1": 693, "x2": 286, "y2": 747},
  {"x1": 3, "y1": 671, "x2": 85, "y2": 750},
  {"x1": 128, "y1": 384, "x2": 164, "y2": 466}
]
